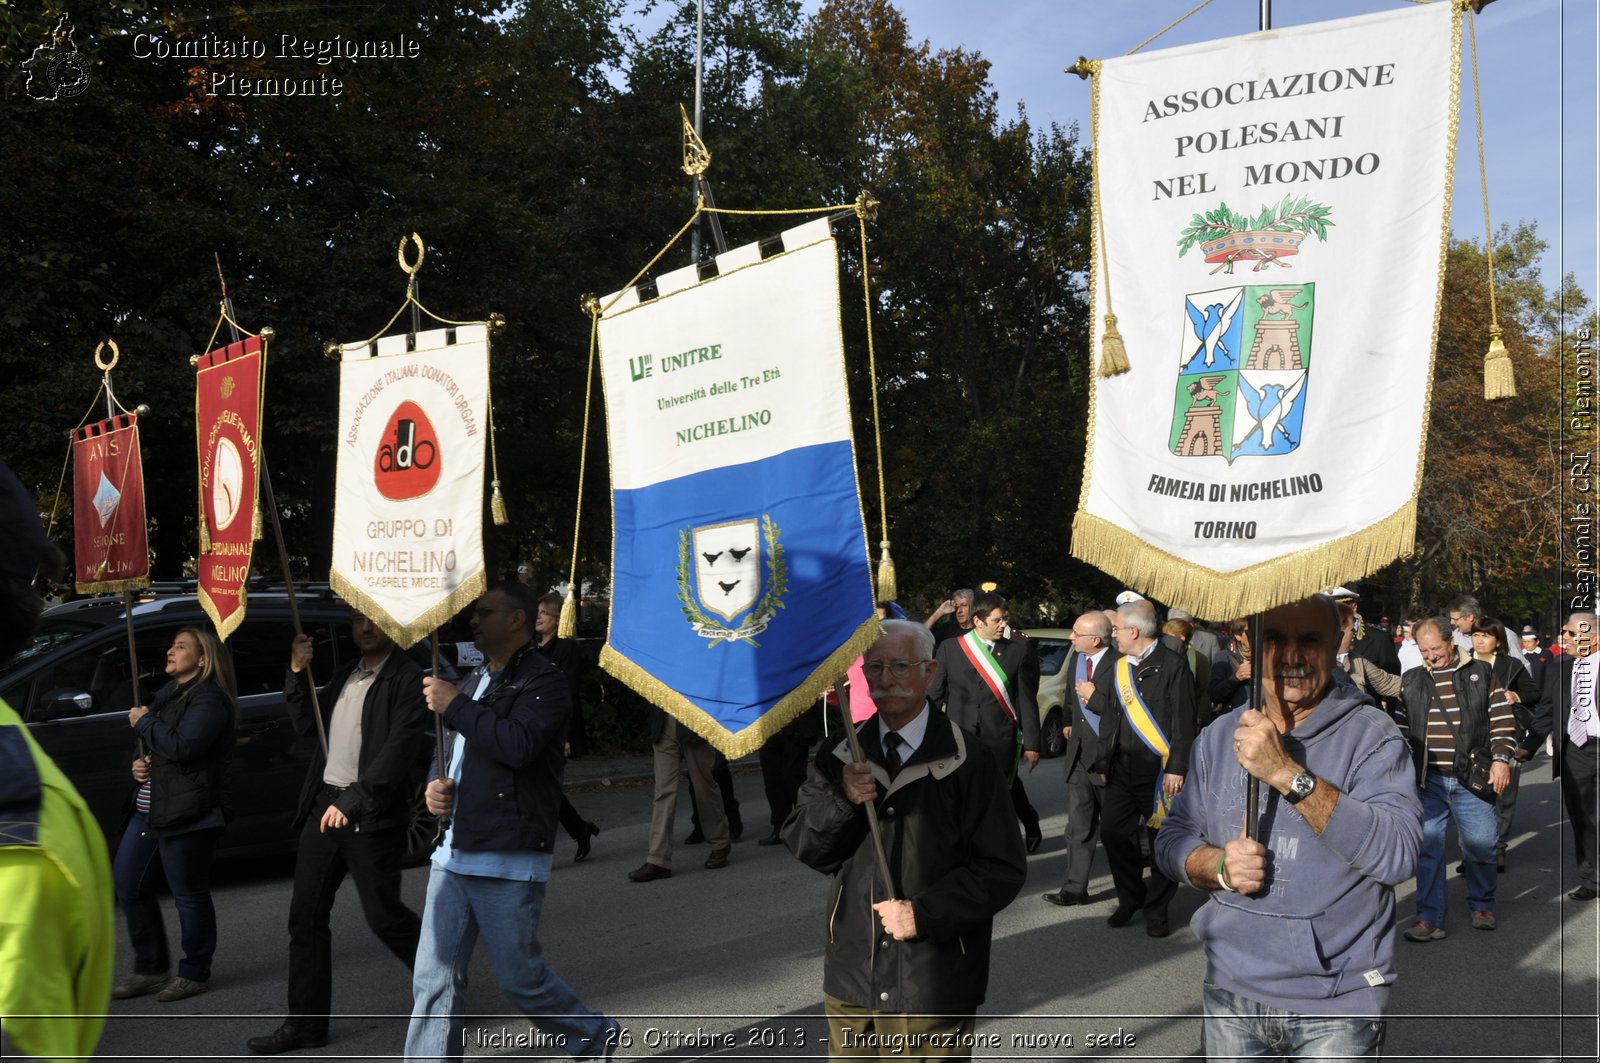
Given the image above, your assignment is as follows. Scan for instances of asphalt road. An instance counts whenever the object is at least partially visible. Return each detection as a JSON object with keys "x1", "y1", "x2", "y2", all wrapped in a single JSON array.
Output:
[{"x1": 95, "y1": 755, "x2": 1598, "y2": 1061}]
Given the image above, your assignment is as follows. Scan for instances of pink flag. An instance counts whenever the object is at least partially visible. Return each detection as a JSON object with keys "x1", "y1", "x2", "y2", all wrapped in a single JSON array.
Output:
[{"x1": 845, "y1": 657, "x2": 877, "y2": 724}]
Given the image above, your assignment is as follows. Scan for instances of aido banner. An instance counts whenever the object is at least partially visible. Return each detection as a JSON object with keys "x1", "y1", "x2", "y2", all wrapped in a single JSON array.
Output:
[
  {"x1": 195, "y1": 334, "x2": 264, "y2": 641},
  {"x1": 1072, "y1": 2, "x2": 1461, "y2": 618},
  {"x1": 329, "y1": 324, "x2": 488, "y2": 648},
  {"x1": 597, "y1": 219, "x2": 877, "y2": 757}
]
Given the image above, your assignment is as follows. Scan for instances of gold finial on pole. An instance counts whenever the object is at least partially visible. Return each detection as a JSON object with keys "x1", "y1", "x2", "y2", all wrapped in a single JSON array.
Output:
[
  {"x1": 94, "y1": 338, "x2": 120, "y2": 371},
  {"x1": 397, "y1": 232, "x2": 425, "y2": 276},
  {"x1": 680, "y1": 102, "x2": 711, "y2": 177}
]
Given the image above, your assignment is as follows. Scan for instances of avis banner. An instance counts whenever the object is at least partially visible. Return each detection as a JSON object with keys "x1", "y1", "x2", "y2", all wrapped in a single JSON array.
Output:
[
  {"x1": 597, "y1": 219, "x2": 877, "y2": 757},
  {"x1": 1071, "y1": 1, "x2": 1461, "y2": 618},
  {"x1": 73, "y1": 413, "x2": 150, "y2": 594},
  {"x1": 195, "y1": 335, "x2": 264, "y2": 641},
  {"x1": 329, "y1": 324, "x2": 488, "y2": 648}
]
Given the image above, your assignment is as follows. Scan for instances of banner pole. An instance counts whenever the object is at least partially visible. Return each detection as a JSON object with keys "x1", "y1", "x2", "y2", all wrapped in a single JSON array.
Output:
[
  {"x1": 1245, "y1": 613, "x2": 1263, "y2": 840},
  {"x1": 430, "y1": 633, "x2": 449, "y2": 841},
  {"x1": 100, "y1": 357, "x2": 148, "y2": 759},
  {"x1": 214, "y1": 262, "x2": 330, "y2": 761},
  {"x1": 837, "y1": 678, "x2": 897, "y2": 900}
]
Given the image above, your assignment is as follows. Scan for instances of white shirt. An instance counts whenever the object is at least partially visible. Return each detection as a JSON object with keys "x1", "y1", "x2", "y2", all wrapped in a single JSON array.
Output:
[
  {"x1": 879, "y1": 704, "x2": 931, "y2": 762},
  {"x1": 1573, "y1": 651, "x2": 1599, "y2": 739}
]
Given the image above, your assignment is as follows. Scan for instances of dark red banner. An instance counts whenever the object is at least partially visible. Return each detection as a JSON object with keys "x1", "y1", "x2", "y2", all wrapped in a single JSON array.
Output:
[
  {"x1": 196, "y1": 335, "x2": 263, "y2": 641},
  {"x1": 72, "y1": 413, "x2": 150, "y2": 593}
]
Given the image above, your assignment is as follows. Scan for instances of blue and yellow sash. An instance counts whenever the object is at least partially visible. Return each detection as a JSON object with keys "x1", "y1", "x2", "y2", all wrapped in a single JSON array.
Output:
[{"x1": 1114, "y1": 655, "x2": 1172, "y2": 828}]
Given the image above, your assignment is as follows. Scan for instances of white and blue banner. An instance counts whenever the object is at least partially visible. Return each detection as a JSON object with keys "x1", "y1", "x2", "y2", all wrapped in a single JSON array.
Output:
[{"x1": 597, "y1": 220, "x2": 878, "y2": 756}]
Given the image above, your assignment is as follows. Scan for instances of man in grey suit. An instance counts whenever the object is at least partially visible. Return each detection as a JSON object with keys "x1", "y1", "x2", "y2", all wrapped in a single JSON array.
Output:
[{"x1": 1043, "y1": 611, "x2": 1120, "y2": 906}]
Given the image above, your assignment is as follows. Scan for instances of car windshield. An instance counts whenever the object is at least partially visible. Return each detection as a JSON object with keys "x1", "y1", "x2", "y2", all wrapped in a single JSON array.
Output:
[
  {"x1": 1037, "y1": 639, "x2": 1069, "y2": 676},
  {"x1": 1, "y1": 617, "x2": 106, "y2": 672}
]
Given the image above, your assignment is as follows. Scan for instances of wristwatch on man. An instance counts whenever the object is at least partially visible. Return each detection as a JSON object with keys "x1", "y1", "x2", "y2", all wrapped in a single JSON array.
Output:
[{"x1": 1284, "y1": 770, "x2": 1317, "y2": 805}]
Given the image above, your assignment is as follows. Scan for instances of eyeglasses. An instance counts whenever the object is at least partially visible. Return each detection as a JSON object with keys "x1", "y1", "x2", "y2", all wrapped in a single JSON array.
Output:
[{"x1": 861, "y1": 659, "x2": 928, "y2": 680}]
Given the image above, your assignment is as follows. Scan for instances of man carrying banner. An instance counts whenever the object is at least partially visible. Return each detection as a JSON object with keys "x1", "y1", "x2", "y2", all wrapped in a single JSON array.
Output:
[
  {"x1": 1154, "y1": 595, "x2": 1421, "y2": 1060},
  {"x1": 783, "y1": 620, "x2": 1026, "y2": 1059},
  {"x1": 930, "y1": 591, "x2": 1044, "y2": 852},
  {"x1": 247, "y1": 614, "x2": 427, "y2": 1056},
  {"x1": 405, "y1": 582, "x2": 617, "y2": 1062},
  {"x1": 1080, "y1": 598, "x2": 1194, "y2": 936}
]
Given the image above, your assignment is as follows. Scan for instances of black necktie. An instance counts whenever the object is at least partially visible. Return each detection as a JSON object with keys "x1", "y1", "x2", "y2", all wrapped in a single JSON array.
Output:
[{"x1": 883, "y1": 731, "x2": 904, "y2": 777}]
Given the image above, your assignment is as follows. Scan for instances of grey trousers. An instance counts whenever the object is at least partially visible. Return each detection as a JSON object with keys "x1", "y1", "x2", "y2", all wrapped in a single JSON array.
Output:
[
  {"x1": 1060, "y1": 764, "x2": 1104, "y2": 895},
  {"x1": 647, "y1": 717, "x2": 729, "y2": 869}
]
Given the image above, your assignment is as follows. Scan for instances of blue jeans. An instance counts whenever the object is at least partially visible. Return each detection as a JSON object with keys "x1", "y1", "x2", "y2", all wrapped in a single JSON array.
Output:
[
  {"x1": 112, "y1": 814, "x2": 221, "y2": 981},
  {"x1": 404, "y1": 868, "x2": 615, "y2": 1062},
  {"x1": 1202, "y1": 983, "x2": 1385, "y2": 1059},
  {"x1": 1416, "y1": 771, "x2": 1497, "y2": 926}
]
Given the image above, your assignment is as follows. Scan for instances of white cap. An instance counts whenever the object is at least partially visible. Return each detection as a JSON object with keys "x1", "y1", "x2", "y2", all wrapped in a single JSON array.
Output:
[
  {"x1": 1325, "y1": 585, "x2": 1359, "y2": 600},
  {"x1": 1115, "y1": 590, "x2": 1147, "y2": 606}
]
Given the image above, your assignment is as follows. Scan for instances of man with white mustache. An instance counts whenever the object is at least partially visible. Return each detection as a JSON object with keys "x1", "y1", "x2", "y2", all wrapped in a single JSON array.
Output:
[
  {"x1": 1154, "y1": 595, "x2": 1421, "y2": 1060},
  {"x1": 783, "y1": 620, "x2": 1026, "y2": 1060}
]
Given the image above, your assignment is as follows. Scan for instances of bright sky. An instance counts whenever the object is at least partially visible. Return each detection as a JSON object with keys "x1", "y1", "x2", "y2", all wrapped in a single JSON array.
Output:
[{"x1": 885, "y1": 0, "x2": 1598, "y2": 312}]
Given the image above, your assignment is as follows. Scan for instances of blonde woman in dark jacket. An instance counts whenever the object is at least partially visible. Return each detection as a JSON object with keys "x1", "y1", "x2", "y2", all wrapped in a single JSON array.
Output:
[{"x1": 111, "y1": 625, "x2": 236, "y2": 1003}]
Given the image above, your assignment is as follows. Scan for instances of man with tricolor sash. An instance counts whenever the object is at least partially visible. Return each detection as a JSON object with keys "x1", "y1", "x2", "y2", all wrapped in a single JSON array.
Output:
[
  {"x1": 929, "y1": 592, "x2": 1043, "y2": 852},
  {"x1": 1078, "y1": 598, "x2": 1195, "y2": 937}
]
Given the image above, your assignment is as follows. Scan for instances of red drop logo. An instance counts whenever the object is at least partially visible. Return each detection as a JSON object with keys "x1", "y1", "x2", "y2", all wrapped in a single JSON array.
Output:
[{"x1": 374, "y1": 401, "x2": 442, "y2": 500}]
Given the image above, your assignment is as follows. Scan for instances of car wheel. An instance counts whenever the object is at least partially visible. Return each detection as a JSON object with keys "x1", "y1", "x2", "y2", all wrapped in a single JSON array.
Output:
[
  {"x1": 402, "y1": 786, "x2": 441, "y2": 868},
  {"x1": 1041, "y1": 707, "x2": 1065, "y2": 758}
]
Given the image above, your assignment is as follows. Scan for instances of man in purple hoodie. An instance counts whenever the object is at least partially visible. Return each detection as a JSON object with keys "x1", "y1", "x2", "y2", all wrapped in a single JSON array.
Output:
[{"x1": 1154, "y1": 595, "x2": 1422, "y2": 1060}]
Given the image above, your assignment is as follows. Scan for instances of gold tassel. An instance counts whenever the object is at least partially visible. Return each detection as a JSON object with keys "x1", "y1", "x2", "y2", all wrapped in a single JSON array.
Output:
[
  {"x1": 490, "y1": 479, "x2": 509, "y2": 526},
  {"x1": 1098, "y1": 313, "x2": 1130, "y2": 377},
  {"x1": 875, "y1": 540, "x2": 896, "y2": 602},
  {"x1": 198, "y1": 518, "x2": 210, "y2": 554},
  {"x1": 1483, "y1": 328, "x2": 1515, "y2": 400},
  {"x1": 557, "y1": 588, "x2": 578, "y2": 639},
  {"x1": 252, "y1": 503, "x2": 263, "y2": 542}
]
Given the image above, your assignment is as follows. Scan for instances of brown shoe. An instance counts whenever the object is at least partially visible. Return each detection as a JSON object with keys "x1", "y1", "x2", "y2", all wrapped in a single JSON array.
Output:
[
  {"x1": 155, "y1": 976, "x2": 208, "y2": 1002},
  {"x1": 627, "y1": 862, "x2": 672, "y2": 882},
  {"x1": 705, "y1": 847, "x2": 731, "y2": 870},
  {"x1": 111, "y1": 972, "x2": 170, "y2": 999}
]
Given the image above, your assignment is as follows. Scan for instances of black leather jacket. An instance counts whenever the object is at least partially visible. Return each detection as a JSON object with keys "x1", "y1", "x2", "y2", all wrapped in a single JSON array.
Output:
[
  {"x1": 782, "y1": 712, "x2": 1027, "y2": 1015},
  {"x1": 286, "y1": 649, "x2": 428, "y2": 832},
  {"x1": 436, "y1": 641, "x2": 569, "y2": 854},
  {"x1": 1399, "y1": 658, "x2": 1493, "y2": 785}
]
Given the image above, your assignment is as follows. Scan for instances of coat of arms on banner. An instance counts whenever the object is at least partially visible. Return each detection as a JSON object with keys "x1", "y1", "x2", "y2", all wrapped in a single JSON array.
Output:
[
  {"x1": 677, "y1": 515, "x2": 787, "y2": 646},
  {"x1": 1169, "y1": 282, "x2": 1315, "y2": 464}
]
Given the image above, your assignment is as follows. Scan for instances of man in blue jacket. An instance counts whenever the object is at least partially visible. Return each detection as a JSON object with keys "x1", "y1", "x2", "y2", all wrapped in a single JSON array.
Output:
[
  {"x1": 404, "y1": 582, "x2": 617, "y2": 1062},
  {"x1": 1154, "y1": 595, "x2": 1422, "y2": 1060}
]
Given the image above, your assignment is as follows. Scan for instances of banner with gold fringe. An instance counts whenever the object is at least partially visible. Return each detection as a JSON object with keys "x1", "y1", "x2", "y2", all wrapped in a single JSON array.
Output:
[
  {"x1": 72, "y1": 412, "x2": 150, "y2": 594},
  {"x1": 595, "y1": 220, "x2": 877, "y2": 758},
  {"x1": 1072, "y1": 2, "x2": 1461, "y2": 618},
  {"x1": 195, "y1": 334, "x2": 264, "y2": 641},
  {"x1": 329, "y1": 324, "x2": 488, "y2": 649}
]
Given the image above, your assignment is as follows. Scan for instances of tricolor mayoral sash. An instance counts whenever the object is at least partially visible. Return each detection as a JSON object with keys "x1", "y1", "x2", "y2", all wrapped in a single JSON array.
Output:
[
  {"x1": 597, "y1": 219, "x2": 878, "y2": 757},
  {"x1": 195, "y1": 335, "x2": 264, "y2": 641},
  {"x1": 329, "y1": 325, "x2": 489, "y2": 648},
  {"x1": 1072, "y1": 2, "x2": 1461, "y2": 617},
  {"x1": 73, "y1": 413, "x2": 150, "y2": 594}
]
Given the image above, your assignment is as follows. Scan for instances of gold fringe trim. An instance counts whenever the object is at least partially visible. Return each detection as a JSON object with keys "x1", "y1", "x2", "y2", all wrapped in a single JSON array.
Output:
[
  {"x1": 1098, "y1": 314, "x2": 1130, "y2": 377},
  {"x1": 198, "y1": 583, "x2": 247, "y2": 643},
  {"x1": 600, "y1": 616, "x2": 883, "y2": 760},
  {"x1": 1483, "y1": 331, "x2": 1515, "y2": 400},
  {"x1": 77, "y1": 576, "x2": 150, "y2": 596},
  {"x1": 330, "y1": 568, "x2": 485, "y2": 651},
  {"x1": 1070, "y1": 505, "x2": 1416, "y2": 621},
  {"x1": 875, "y1": 541, "x2": 896, "y2": 602},
  {"x1": 558, "y1": 588, "x2": 578, "y2": 639}
]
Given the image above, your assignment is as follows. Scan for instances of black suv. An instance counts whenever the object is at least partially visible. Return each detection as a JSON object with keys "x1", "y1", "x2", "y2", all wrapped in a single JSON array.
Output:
[{"x1": 0, "y1": 586, "x2": 441, "y2": 863}]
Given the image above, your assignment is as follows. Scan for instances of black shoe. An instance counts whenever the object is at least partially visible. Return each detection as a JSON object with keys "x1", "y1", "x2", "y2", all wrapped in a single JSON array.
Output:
[
  {"x1": 1107, "y1": 904, "x2": 1140, "y2": 928},
  {"x1": 730, "y1": 819, "x2": 745, "y2": 842},
  {"x1": 684, "y1": 827, "x2": 706, "y2": 845},
  {"x1": 628, "y1": 862, "x2": 672, "y2": 882},
  {"x1": 1041, "y1": 890, "x2": 1089, "y2": 908},
  {"x1": 247, "y1": 1024, "x2": 329, "y2": 1055},
  {"x1": 1145, "y1": 916, "x2": 1170, "y2": 938},
  {"x1": 705, "y1": 846, "x2": 730, "y2": 870},
  {"x1": 574, "y1": 822, "x2": 599, "y2": 863},
  {"x1": 1024, "y1": 825, "x2": 1043, "y2": 854},
  {"x1": 1455, "y1": 861, "x2": 1466, "y2": 875},
  {"x1": 1569, "y1": 886, "x2": 1599, "y2": 901},
  {"x1": 757, "y1": 830, "x2": 783, "y2": 846}
]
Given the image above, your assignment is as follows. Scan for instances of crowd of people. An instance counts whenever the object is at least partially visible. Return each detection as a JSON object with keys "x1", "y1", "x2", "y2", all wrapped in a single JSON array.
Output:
[{"x1": 1, "y1": 441, "x2": 1595, "y2": 1062}]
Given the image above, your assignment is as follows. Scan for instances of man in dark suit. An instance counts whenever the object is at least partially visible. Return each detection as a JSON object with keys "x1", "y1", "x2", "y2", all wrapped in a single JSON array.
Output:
[
  {"x1": 1081, "y1": 597, "x2": 1195, "y2": 937},
  {"x1": 1542, "y1": 611, "x2": 1599, "y2": 901},
  {"x1": 930, "y1": 591, "x2": 1043, "y2": 851},
  {"x1": 1043, "y1": 610, "x2": 1119, "y2": 907}
]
